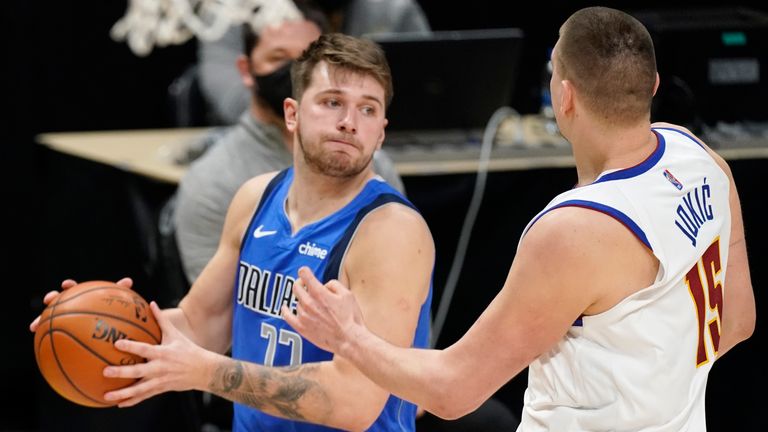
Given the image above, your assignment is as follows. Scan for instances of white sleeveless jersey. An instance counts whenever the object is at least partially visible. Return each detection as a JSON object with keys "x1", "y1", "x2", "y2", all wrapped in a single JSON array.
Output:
[{"x1": 518, "y1": 128, "x2": 731, "y2": 431}]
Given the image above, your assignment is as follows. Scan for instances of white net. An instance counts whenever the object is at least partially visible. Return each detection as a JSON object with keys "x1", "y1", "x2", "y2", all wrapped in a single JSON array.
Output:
[{"x1": 110, "y1": 0, "x2": 302, "y2": 56}]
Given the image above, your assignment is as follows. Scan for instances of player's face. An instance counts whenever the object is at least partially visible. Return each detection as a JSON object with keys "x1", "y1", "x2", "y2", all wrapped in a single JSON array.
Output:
[{"x1": 293, "y1": 62, "x2": 387, "y2": 178}]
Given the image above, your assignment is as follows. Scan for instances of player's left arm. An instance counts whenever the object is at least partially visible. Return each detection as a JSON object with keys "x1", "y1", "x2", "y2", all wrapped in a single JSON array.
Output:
[
  {"x1": 308, "y1": 203, "x2": 434, "y2": 426},
  {"x1": 652, "y1": 122, "x2": 755, "y2": 355},
  {"x1": 705, "y1": 149, "x2": 755, "y2": 356}
]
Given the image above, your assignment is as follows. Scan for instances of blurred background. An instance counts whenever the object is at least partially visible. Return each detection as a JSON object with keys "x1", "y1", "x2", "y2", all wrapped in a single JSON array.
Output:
[{"x1": 4, "y1": 1, "x2": 767, "y2": 430}]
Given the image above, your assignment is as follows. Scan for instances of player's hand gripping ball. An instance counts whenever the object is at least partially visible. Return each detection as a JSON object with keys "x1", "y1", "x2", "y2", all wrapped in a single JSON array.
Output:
[{"x1": 33, "y1": 281, "x2": 160, "y2": 407}]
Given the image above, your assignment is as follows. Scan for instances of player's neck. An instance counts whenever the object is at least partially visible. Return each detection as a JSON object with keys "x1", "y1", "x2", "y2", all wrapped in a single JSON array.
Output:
[
  {"x1": 571, "y1": 119, "x2": 656, "y2": 187},
  {"x1": 285, "y1": 162, "x2": 373, "y2": 233}
]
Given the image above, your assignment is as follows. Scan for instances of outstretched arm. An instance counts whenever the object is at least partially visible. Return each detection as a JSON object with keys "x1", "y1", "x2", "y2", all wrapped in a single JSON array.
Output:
[
  {"x1": 103, "y1": 301, "x2": 373, "y2": 428},
  {"x1": 286, "y1": 207, "x2": 654, "y2": 419}
]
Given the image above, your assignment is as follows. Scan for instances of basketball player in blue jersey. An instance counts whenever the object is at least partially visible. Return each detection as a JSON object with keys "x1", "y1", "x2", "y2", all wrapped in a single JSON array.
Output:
[
  {"x1": 32, "y1": 33, "x2": 434, "y2": 431},
  {"x1": 284, "y1": 7, "x2": 756, "y2": 431}
]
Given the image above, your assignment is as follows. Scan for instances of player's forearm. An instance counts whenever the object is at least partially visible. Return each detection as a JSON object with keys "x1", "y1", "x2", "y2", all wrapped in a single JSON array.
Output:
[
  {"x1": 718, "y1": 242, "x2": 755, "y2": 356},
  {"x1": 205, "y1": 356, "x2": 380, "y2": 431},
  {"x1": 207, "y1": 357, "x2": 331, "y2": 423},
  {"x1": 340, "y1": 328, "x2": 472, "y2": 420}
]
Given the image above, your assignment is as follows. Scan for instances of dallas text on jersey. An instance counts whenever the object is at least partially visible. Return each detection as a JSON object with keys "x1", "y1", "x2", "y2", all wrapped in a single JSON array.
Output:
[{"x1": 237, "y1": 262, "x2": 298, "y2": 318}]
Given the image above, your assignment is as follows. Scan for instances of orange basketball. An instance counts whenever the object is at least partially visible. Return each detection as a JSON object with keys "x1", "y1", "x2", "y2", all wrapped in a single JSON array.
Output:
[{"x1": 33, "y1": 280, "x2": 161, "y2": 407}]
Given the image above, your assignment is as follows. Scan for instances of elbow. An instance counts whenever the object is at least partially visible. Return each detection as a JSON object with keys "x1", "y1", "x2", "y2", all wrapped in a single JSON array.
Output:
[
  {"x1": 721, "y1": 304, "x2": 756, "y2": 354},
  {"x1": 428, "y1": 398, "x2": 484, "y2": 421},
  {"x1": 734, "y1": 311, "x2": 756, "y2": 343},
  {"x1": 421, "y1": 374, "x2": 484, "y2": 421}
]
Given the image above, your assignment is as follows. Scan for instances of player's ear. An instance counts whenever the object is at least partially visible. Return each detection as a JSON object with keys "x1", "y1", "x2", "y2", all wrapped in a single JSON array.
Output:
[
  {"x1": 652, "y1": 72, "x2": 660, "y2": 96},
  {"x1": 560, "y1": 79, "x2": 575, "y2": 116},
  {"x1": 284, "y1": 98, "x2": 299, "y2": 131},
  {"x1": 377, "y1": 118, "x2": 387, "y2": 149}
]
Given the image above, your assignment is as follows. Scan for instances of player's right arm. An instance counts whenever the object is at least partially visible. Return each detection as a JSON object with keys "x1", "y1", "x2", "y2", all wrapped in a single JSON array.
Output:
[
  {"x1": 705, "y1": 149, "x2": 755, "y2": 356},
  {"x1": 652, "y1": 122, "x2": 756, "y2": 356},
  {"x1": 287, "y1": 205, "x2": 657, "y2": 419},
  {"x1": 164, "y1": 172, "x2": 277, "y2": 354}
]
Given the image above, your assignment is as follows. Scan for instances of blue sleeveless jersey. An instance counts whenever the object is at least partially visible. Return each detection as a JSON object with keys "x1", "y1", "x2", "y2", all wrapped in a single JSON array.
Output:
[{"x1": 232, "y1": 168, "x2": 433, "y2": 431}]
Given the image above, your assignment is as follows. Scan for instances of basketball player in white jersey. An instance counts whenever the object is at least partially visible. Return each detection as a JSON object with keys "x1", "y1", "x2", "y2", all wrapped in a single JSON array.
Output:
[{"x1": 284, "y1": 7, "x2": 756, "y2": 431}]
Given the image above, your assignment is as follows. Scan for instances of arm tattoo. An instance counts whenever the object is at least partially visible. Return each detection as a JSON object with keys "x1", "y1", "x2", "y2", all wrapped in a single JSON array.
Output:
[
  {"x1": 217, "y1": 360, "x2": 243, "y2": 392},
  {"x1": 208, "y1": 359, "x2": 332, "y2": 422}
]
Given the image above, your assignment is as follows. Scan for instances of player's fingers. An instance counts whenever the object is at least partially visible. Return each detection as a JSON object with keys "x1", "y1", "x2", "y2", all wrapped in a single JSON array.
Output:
[
  {"x1": 325, "y1": 279, "x2": 346, "y2": 295},
  {"x1": 298, "y1": 266, "x2": 325, "y2": 297},
  {"x1": 294, "y1": 276, "x2": 307, "y2": 292},
  {"x1": 117, "y1": 388, "x2": 160, "y2": 408},
  {"x1": 29, "y1": 316, "x2": 41, "y2": 332},
  {"x1": 292, "y1": 279, "x2": 315, "y2": 308},
  {"x1": 61, "y1": 279, "x2": 78, "y2": 289},
  {"x1": 114, "y1": 339, "x2": 157, "y2": 358},
  {"x1": 282, "y1": 305, "x2": 301, "y2": 329},
  {"x1": 42, "y1": 290, "x2": 61, "y2": 305},
  {"x1": 105, "y1": 378, "x2": 161, "y2": 406},
  {"x1": 116, "y1": 277, "x2": 133, "y2": 288},
  {"x1": 148, "y1": 302, "x2": 173, "y2": 335},
  {"x1": 103, "y1": 363, "x2": 146, "y2": 380}
]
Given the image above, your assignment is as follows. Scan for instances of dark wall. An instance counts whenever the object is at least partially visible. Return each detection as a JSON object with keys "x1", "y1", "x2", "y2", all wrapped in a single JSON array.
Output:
[{"x1": 4, "y1": 1, "x2": 766, "y2": 431}]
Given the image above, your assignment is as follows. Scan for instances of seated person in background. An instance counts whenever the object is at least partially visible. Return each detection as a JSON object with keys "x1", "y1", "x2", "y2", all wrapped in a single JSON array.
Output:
[
  {"x1": 174, "y1": 2, "x2": 404, "y2": 284},
  {"x1": 198, "y1": 0, "x2": 431, "y2": 124}
]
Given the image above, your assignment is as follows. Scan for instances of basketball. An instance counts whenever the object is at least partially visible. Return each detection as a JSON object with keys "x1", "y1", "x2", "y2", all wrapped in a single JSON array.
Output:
[{"x1": 33, "y1": 280, "x2": 161, "y2": 407}]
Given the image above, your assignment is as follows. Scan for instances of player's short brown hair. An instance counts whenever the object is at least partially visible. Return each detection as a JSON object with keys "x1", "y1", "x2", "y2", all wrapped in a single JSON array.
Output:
[{"x1": 557, "y1": 7, "x2": 657, "y2": 124}]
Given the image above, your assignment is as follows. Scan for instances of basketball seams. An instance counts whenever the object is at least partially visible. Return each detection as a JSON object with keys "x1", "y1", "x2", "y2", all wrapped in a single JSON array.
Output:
[
  {"x1": 54, "y1": 285, "x2": 134, "y2": 308},
  {"x1": 45, "y1": 293, "x2": 111, "y2": 407},
  {"x1": 38, "y1": 310, "x2": 161, "y2": 344},
  {"x1": 38, "y1": 327, "x2": 141, "y2": 368},
  {"x1": 34, "y1": 282, "x2": 160, "y2": 408},
  {"x1": 39, "y1": 330, "x2": 112, "y2": 407}
]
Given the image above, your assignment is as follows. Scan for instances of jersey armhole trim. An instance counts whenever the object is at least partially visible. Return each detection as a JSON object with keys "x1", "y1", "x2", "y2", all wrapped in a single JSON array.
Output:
[
  {"x1": 525, "y1": 199, "x2": 653, "y2": 251},
  {"x1": 652, "y1": 126, "x2": 705, "y2": 149},
  {"x1": 239, "y1": 168, "x2": 291, "y2": 256}
]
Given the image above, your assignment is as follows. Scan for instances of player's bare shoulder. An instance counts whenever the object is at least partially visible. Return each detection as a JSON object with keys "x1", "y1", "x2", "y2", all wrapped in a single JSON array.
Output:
[
  {"x1": 357, "y1": 202, "x2": 433, "y2": 250},
  {"x1": 223, "y1": 171, "x2": 282, "y2": 244},
  {"x1": 234, "y1": 171, "x2": 281, "y2": 212},
  {"x1": 343, "y1": 200, "x2": 435, "y2": 285},
  {"x1": 652, "y1": 121, "x2": 732, "y2": 177}
]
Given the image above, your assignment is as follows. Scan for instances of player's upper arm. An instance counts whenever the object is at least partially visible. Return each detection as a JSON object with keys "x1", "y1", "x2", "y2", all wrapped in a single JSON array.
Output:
[
  {"x1": 652, "y1": 122, "x2": 755, "y2": 352},
  {"x1": 316, "y1": 203, "x2": 434, "y2": 428},
  {"x1": 343, "y1": 203, "x2": 433, "y2": 348},
  {"x1": 429, "y1": 206, "x2": 657, "y2": 416},
  {"x1": 177, "y1": 172, "x2": 279, "y2": 353}
]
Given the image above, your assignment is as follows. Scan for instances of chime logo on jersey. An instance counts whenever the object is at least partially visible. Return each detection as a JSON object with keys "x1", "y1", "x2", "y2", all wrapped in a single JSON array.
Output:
[
  {"x1": 298, "y1": 241, "x2": 329, "y2": 260},
  {"x1": 663, "y1": 169, "x2": 683, "y2": 190}
]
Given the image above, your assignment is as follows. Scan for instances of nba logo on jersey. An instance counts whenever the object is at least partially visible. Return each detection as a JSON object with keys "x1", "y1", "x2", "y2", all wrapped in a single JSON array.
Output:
[{"x1": 663, "y1": 169, "x2": 683, "y2": 190}]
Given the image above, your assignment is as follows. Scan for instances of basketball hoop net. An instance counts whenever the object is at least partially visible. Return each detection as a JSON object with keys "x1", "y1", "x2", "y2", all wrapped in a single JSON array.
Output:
[{"x1": 110, "y1": 0, "x2": 302, "y2": 56}]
